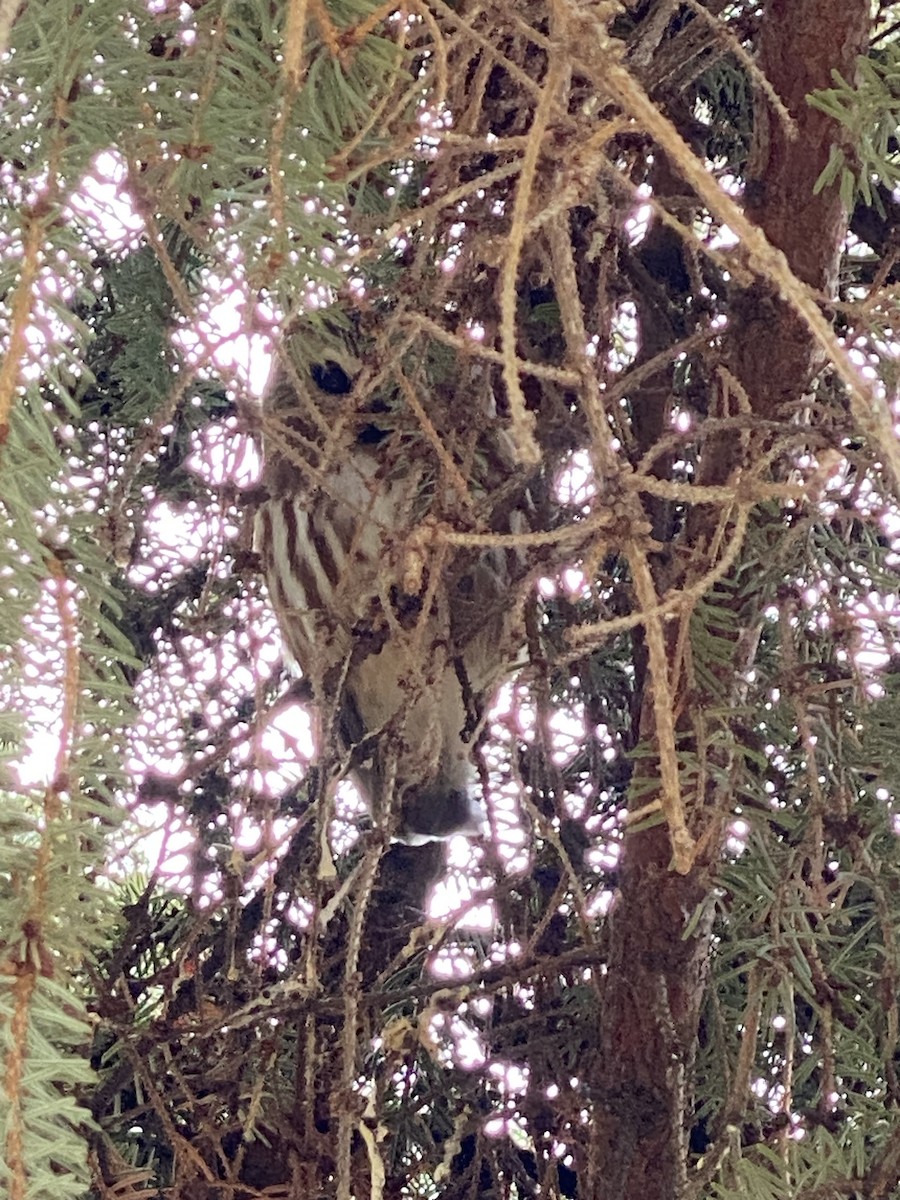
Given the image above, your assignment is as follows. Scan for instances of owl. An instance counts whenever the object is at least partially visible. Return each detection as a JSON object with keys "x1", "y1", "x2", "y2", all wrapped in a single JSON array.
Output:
[{"x1": 253, "y1": 349, "x2": 529, "y2": 848}]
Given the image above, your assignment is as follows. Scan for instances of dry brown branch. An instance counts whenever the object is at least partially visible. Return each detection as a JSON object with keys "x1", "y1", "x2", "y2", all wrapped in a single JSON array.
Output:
[
  {"x1": 269, "y1": 0, "x2": 311, "y2": 238},
  {"x1": 567, "y1": 503, "x2": 751, "y2": 648},
  {"x1": 336, "y1": 843, "x2": 382, "y2": 1200},
  {"x1": 309, "y1": 0, "x2": 343, "y2": 61},
  {"x1": 525, "y1": 116, "x2": 629, "y2": 235},
  {"x1": 3, "y1": 555, "x2": 82, "y2": 1200},
  {"x1": 427, "y1": 0, "x2": 545, "y2": 97},
  {"x1": 627, "y1": 542, "x2": 693, "y2": 872},
  {"x1": 327, "y1": 21, "x2": 417, "y2": 177},
  {"x1": 0, "y1": 181, "x2": 61, "y2": 446},
  {"x1": 546, "y1": 214, "x2": 617, "y2": 461},
  {"x1": 682, "y1": 0, "x2": 798, "y2": 142},
  {"x1": 567, "y1": 15, "x2": 900, "y2": 491},
  {"x1": 688, "y1": 965, "x2": 764, "y2": 1197},
  {"x1": 394, "y1": 368, "x2": 476, "y2": 509},
  {"x1": 499, "y1": 31, "x2": 566, "y2": 464},
  {"x1": 400, "y1": 311, "x2": 582, "y2": 386},
  {"x1": 339, "y1": 0, "x2": 401, "y2": 59}
]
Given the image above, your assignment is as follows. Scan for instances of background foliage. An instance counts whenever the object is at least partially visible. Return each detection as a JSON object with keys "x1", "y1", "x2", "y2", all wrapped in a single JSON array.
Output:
[{"x1": 1, "y1": 1, "x2": 900, "y2": 1199}]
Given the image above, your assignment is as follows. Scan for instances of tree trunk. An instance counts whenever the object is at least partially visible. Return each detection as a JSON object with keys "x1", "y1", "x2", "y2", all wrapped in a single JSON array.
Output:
[{"x1": 588, "y1": 4, "x2": 870, "y2": 1197}]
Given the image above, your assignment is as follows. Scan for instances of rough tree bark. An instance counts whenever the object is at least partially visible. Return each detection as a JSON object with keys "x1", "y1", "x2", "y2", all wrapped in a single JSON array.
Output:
[{"x1": 588, "y1": 4, "x2": 871, "y2": 1199}]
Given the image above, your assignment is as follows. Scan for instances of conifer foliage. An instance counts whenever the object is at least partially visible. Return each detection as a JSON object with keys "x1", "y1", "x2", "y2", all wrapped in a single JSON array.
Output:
[{"x1": 2, "y1": 2, "x2": 900, "y2": 1199}]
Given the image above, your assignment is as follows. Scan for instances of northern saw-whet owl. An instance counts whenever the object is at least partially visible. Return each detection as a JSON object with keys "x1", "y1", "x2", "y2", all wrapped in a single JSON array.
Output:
[{"x1": 253, "y1": 348, "x2": 529, "y2": 847}]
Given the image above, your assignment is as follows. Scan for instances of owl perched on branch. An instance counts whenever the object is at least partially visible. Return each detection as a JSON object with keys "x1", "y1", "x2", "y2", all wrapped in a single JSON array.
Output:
[{"x1": 254, "y1": 345, "x2": 531, "y2": 849}]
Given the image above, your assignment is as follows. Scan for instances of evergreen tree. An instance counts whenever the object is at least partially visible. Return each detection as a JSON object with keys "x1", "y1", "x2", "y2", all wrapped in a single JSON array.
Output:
[{"x1": 2, "y1": 3, "x2": 900, "y2": 1199}]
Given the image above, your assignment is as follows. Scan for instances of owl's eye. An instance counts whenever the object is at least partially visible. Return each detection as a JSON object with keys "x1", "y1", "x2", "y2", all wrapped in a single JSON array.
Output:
[
  {"x1": 357, "y1": 423, "x2": 391, "y2": 446},
  {"x1": 310, "y1": 360, "x2": 352, "y2": 394}
]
